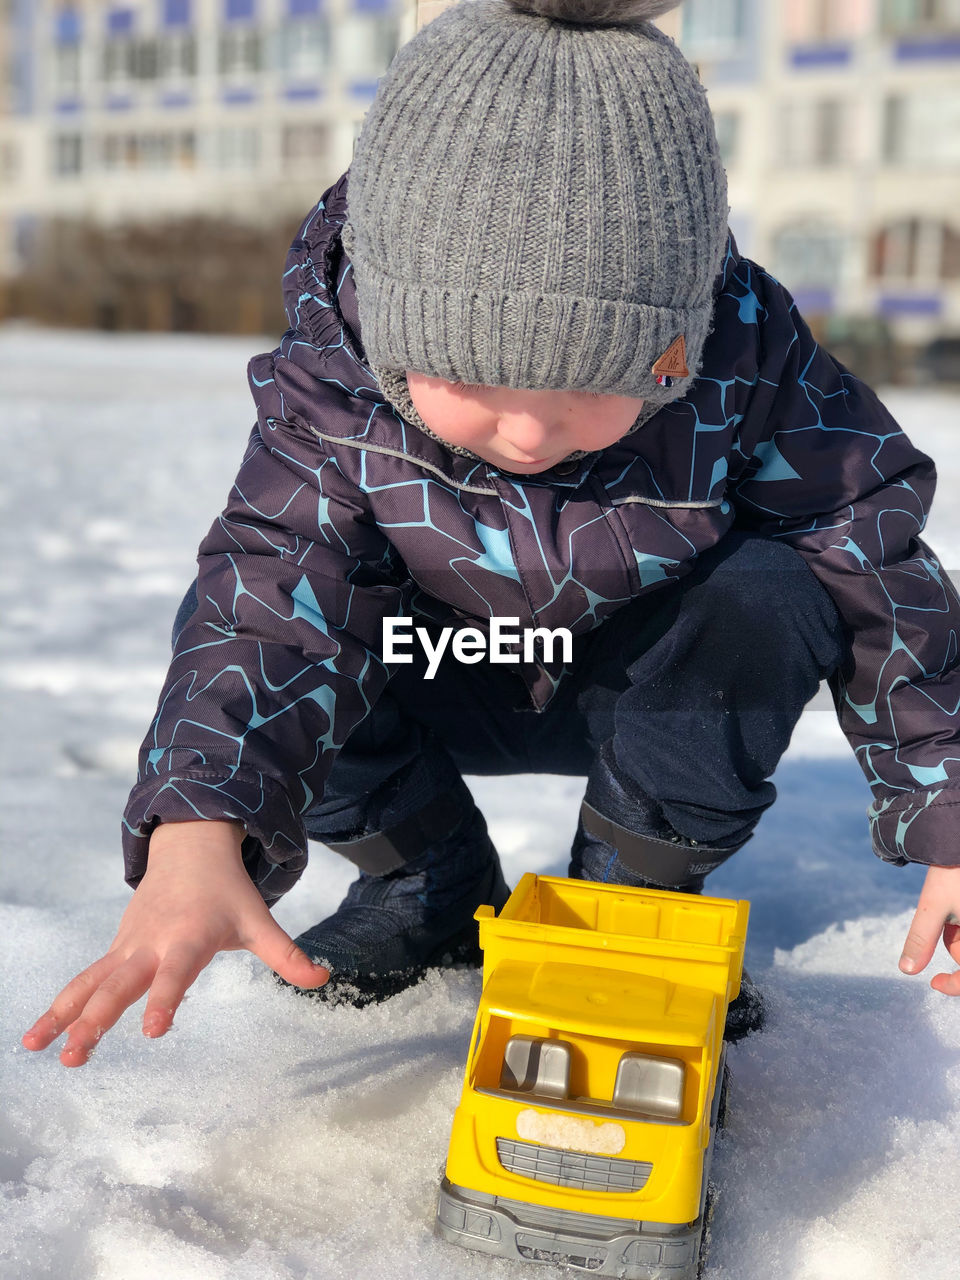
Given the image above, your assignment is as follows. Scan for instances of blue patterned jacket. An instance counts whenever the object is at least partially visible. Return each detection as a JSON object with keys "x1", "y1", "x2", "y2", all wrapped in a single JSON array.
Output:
[{"x1": 122, "y1": 172, "x2": 960, "y2": 900}]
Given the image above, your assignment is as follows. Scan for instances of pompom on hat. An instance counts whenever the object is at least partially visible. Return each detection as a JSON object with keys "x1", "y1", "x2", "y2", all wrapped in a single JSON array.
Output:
[{"x1": 343, "y1": 0, "x2": 729, "y2": 406}]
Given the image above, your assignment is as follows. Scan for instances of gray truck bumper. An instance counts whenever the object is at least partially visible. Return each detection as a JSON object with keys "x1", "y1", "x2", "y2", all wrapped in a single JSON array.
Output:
[{"x1": 436, "y1": 1178, "x2": 704, "y2": 1279}]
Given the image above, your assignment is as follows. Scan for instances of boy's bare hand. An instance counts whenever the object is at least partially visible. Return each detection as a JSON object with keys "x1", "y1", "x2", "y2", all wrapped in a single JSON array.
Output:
[
  {"x1": 20, "y1": 820, "x2": 329, "y2": 1067},
  {"x1": 899, "y1": 863, "x2": 960, "y2": 995}
]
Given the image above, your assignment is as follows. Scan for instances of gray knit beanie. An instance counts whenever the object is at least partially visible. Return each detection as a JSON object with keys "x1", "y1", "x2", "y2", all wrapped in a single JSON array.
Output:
[{"x1": 343, "y1": 0, "x2": 728, "y2": 408}]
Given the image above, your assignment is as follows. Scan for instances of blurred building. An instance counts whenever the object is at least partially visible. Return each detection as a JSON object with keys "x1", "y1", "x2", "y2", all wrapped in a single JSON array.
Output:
[
  {"x1": 1, "y1": 0, "x2": 958, "y2": 352},
  {"x1": 658, "y1": 0, "x2": 960, "y2": 349},
  {"x1": 0, "y1": 0, "x2": 414, "y2": 279}
]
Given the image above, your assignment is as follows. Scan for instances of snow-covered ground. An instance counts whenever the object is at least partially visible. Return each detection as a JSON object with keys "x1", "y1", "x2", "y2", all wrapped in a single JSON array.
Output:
[{"x1": 1, "y1": 323, "x2": 958, "y2": 1280}]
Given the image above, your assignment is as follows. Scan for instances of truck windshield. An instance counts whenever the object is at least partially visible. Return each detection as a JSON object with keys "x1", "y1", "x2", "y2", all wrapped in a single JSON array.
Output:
[{"x1": 498, "y1": 1035, "x2": 686, "y2": 1122}]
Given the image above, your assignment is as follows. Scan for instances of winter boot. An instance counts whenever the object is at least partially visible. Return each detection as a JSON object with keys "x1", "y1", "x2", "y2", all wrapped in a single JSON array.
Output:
[
  {"x1": 571, "y1": 801, "x2": 765, "y2": 1043},
  {"x1": 279, "y1": 792, "x2": 510, "y2": 1007}
]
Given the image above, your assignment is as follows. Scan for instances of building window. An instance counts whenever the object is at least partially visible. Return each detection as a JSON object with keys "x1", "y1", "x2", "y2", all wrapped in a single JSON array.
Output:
[
  {"x1": 144, "y1": 133, "x2": 177, "y2": 168},
  {"x1": 53, "y1": 132, "x2": 84, "y2": 175},
  {"x1": 103, "y1": 38, "x2": 137, "y2": 84},
  {"x1": 278, "y1": 18, "x2": 331, "y2": 76},
  {"x1": 102, "y1": 36, "x2": 173, "y2": 83},
  {"x1": 159, "y1": 32, "x2": 198, "y2": 77},
  {"x1": 779, "y1": 99, "x2": 851, "y2": 166},
  {"x1": 100, "y1": 129, "x2": 197, "y2": 170},
  {"x1": 216, "y1": 124, "x2": 260, "y2": 168},
  {"x1": 773, "y1": 223, "x2": 848, "y2": 291},
  {"x1": 871, "y1": 219, "x2": 960, "y2": 281},
  {"x1": 787, "y1": 0, "x2": 861, "y2": 42},
  {"x1": 0, "y1": 138, "x2": 19, "y2": 181},
  {"x1": 881, "y1": 0, "x2": 960, "y2": 31},
  {"x1": 336, "y1": 15, "x2": 401, "y2": 81},
  {"x1": 13, "y1": 216, "x2": 39, "y2": 271},
  {"x1": 682, "y1": 0, "x2": 747, "y2": 53},
  {"x1": 884, "y1": 91, "x2": 960, "y2": 165},
  {"x1": 102, "y1": 133, "x2": 125, "y2": 168},
  {"x1": 178, "y1": 130, "x2": 197, "y2": 168},
  {"x1": 134, "y1": 38, "x2": 161, "y2": 80},
  {"x1": 218, "y1": 27, "x2": 263, "y2": 75},
  {"x1": 54, "y1": 6, "x2": 83, "y2": 95},
  {"x1": 54, "y1": 43, "x2": 82, "y2": 93},
  {"x1": 282, "y1": 121, "x2": 331, "y2": 167}
]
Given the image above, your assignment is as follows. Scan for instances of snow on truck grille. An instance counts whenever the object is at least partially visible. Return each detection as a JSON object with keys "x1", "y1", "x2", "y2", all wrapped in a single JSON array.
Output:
[{"x1": 496, "y1": 1139, "x2": 653, "y2": 1192}]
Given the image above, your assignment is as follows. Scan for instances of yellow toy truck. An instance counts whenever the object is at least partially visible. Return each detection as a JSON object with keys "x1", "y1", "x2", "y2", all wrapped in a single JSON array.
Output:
[{"x1": 436, "y1": 873, "x2": 750, "y2": 1279}]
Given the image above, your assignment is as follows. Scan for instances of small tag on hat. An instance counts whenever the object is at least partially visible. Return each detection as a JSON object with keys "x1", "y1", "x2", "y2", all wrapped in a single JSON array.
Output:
[{"x1": 652, "y1": 335, "x2": 689, "y2": 387}]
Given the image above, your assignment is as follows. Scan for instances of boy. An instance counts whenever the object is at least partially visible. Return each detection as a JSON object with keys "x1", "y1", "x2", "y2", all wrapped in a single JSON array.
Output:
[{"x1": 23, "y1": 0, "x2": 960, "y2": 1068}]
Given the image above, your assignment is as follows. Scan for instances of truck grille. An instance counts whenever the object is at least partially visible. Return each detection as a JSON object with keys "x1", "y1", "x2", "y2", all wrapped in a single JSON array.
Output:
[{"x1": 496, "y1": 1139, "x2": 653, "y2": 1193}]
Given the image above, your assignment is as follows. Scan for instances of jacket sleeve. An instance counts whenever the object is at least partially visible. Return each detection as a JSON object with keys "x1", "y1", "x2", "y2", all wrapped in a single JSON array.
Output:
[
  {"x1": 729, "y1": 262, "x2": 960, "y2": 869},
  {"x1": 121, "y1": 405, "x2": 407, "y2": 904}
]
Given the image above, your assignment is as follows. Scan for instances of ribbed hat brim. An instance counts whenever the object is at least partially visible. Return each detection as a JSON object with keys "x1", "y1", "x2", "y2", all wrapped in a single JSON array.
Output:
[{"x1": 351, "y1": 246, "x2": 714, "y2": 399}]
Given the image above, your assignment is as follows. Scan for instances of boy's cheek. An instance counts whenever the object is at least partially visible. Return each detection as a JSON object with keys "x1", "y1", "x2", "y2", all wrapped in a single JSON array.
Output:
[{"x1": 424, "y1": 417, "x2": 491, "y2": 453}]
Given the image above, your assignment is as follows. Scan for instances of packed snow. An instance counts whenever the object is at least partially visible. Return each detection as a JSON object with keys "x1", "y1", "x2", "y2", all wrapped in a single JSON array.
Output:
[
  {"x1": 516, "y1": 1110, "x2": 627, "y2": 1155},
  {"x1": 1, "y1": 323, "x2": 958, "y2": 1280}
]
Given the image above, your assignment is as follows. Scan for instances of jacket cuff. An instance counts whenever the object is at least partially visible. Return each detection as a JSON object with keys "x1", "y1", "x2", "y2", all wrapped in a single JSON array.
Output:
[
  {"x1": 121, "y1": 767, "x2": 308, "y2": 905},
  {"x1": 869, "y1": 784, "x2": 960, "y2": 867}
]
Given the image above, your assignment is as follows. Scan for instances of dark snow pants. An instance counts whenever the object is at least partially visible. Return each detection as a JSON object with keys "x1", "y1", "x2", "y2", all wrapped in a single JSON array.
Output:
[{"x1": 172, "y1": 530, "x2": 848, "y2": 881}]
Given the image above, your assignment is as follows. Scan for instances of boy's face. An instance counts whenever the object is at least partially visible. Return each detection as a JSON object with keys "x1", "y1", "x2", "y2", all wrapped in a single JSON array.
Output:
[{"x1": 406, "y1": 372, "x2": 646, "y2": 474}]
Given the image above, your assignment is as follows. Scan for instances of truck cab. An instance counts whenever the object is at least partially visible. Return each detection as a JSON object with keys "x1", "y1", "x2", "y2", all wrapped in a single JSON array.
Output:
[{"x1": 437, "y1": 874, "x2": 749, "y2": 1279}]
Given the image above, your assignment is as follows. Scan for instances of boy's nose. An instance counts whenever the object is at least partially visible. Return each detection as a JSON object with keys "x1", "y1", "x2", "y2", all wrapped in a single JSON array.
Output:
[{"x1": 496, "y1": 415, "x2": 557, "y2": 456}]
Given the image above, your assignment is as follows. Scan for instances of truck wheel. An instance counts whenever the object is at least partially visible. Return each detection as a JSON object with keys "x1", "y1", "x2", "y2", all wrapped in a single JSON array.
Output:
[
  {"x1": 716, "y1": 1060, "x2": 731, "y2": 1132},
  {"x1": 697, "y1": 1180, "x2": 719, "y2": 1278}
]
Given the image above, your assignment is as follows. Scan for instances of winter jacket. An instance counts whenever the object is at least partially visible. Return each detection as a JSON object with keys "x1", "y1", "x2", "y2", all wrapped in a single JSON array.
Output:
[{"x1": 122, "y1": 171, "x2": 960, "y2": 901}]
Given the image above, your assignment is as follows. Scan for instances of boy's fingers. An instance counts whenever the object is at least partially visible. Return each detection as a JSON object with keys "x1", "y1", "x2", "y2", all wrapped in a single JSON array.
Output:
[
  {"x1": 899, "y1": 904, "x2": 943, "y2": 975},
  {"x1": 248, "y1": 920, "x2": 329, "y2": 988},
  {"x1": 58, "y1": 950, "x2": 156, "y2": 1067},
  {"x1": 929, "y1": 921, "x2": 960, "y2": 996},
  {"x1": 22, "y1": 1011, "x2": 67, "y2": 1051},
  {"x1": 141, "y1": 942, "x2": 212, "y2": 1037},
  {"x1": 22, "y1": 953, "x2": 125, "y2": 1050},
  {"x1": 930, "y1": 968, "x2": 960, "y2": 996}
]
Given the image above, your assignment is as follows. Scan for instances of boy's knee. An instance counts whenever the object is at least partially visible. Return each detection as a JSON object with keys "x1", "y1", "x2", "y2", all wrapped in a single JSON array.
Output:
[{"x1": 685, "y1": 532, "x2": 845, "y2": 672}]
